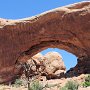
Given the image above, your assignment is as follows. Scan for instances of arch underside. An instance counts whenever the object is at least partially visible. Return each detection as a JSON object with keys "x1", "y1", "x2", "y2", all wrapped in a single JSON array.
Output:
[{"x1": 18, "y1": 40, "x2": 86, "y2": 62}]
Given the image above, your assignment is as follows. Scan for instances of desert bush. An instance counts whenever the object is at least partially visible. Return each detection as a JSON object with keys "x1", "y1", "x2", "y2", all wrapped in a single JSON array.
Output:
[
  {"x1": 43, "y1": 83, "x2": 61, "y2": 89},
  {"x1": 60, "y1": 81, "x2": 79, "y2": 90},
  {"x1": 13, "y1": 79, "x2": 23, "y2": 87},
  {"x1": 29, "y1": 80, "x2": 43, "y2": 90},
  {"x1": 60, "y1": 86, "x2": 68, "y2": 90},
  {"x1": 82, "y1": 74, "x2": 90, "y2": 87}
]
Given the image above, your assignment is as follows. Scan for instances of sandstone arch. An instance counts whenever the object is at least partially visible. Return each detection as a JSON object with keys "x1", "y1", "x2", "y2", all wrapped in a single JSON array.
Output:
[{"x1": 0, "y1": 1, "x2": 90, "y2": 83}]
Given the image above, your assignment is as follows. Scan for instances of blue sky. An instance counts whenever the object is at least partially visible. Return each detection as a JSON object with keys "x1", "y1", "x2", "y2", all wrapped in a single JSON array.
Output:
[
  {"x1": 0, "y1": 0, "x2": 84, "y2": 70},
  {"x1": 0, "y1": 0, "x2": 83, "y2": 19}
]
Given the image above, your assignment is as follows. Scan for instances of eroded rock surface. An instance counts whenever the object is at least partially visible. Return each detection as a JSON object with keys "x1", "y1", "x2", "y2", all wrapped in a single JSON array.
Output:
[
  {"x1": 27, "y1": 53, "x2": 44, "y2": 74},
  {"x1": 26, "y1": 52, "x2": 66, "y2": 79},
  {"x1": 44, "y1": 52, "x2": 66, "y2": 79},
  {"x1": 0, "y1": 1, "x2": 90, "y2": 83}
]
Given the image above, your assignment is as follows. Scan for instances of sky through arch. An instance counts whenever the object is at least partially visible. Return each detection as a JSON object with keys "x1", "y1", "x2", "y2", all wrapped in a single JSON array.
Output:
[{"x1": 41, "y1": 48, "x2": 77, "y2": 71}]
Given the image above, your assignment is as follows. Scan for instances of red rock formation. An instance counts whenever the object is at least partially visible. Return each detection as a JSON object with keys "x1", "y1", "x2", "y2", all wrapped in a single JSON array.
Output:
[{"x1": 0, "y1": 1, "x2": 90, "y2": 83}]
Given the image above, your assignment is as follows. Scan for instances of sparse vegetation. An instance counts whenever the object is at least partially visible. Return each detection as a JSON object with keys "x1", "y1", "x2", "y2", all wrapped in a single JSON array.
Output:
[
  {"x1": 29, "y1": 80, "x2": 43, "y2": 90},
  {"x1": 82, "y1": 74, "x2": 90, "y2": 87},
  {"x1": 12, "y1": 79, "x2": 23, "y2": 87},
  {"x1": 60, "y1": 81, "x2": 79, "y2": 90}
]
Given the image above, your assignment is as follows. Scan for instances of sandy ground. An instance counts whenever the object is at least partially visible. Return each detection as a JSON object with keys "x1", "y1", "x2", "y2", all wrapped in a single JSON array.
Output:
[{"x1": 0, "y1": 74, "x2": 90, "y2": 90}]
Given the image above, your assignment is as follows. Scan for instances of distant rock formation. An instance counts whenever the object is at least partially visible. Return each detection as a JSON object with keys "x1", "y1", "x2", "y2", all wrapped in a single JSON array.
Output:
[
  {"x1": 27, "y1": 52, "x2": 66, "y2": 79},
  {"x1": 27, "y1": 53, "x2": 44, "y2": 74},
  {"x1": 43, "y1": 52, "x2": 66, "y2": 79}
]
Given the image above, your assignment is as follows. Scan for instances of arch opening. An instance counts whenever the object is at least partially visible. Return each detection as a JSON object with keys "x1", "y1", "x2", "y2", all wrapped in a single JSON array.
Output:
[
  {"x1": 17, "y1": 40, "x2": 84, "y2": 64},
  {"x1": 15, "y1": 39, "x2": 89, "y2": 80},
  {"x1": 17, "y1": 47, "x2": 78, "y2": 80},
  {"x1": 41, "y1": 48, "x2": 77, "y2": 71}
]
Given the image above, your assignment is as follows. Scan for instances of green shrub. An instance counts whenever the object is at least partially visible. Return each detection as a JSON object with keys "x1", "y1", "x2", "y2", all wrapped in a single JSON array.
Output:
[
  {"x1": 30, "y1": 80, "x2": 43, "y2": 90},
  {"x1": 82, "y1": 74, "x2": 90, "y2": 87},
  {"x1": 13, "y1": 79, "x2": 23, "y2": 87},
  {"x1": 60, "y1": 86, "x2": 68, "y2": 90},
  {"x1": 61, "y1": 81, "x2": 79, "y2": 90},
  {"x1": 83, "y1": 81, "x2": 90, "y2": 87},
  {"x1": 85, "y1": 74, "x2": 90, "y2": 82}
]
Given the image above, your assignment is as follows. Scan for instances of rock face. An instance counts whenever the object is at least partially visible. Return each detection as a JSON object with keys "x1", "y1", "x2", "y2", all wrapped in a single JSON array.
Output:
[
  {"x1": 0, "y1": 1, "x2": 90, "y2": 83},
  {"x1": 27, "y1": 52, "x2": 66, "y2": 79},
  {"x1": 43, "y1": 52, "x2": 66, "y2": 79},
  {"x1": 66, "y1": 56, "x2": 90, "y2": 77},
  {"x1": 27, "y1": 53, "x2": 44, "y2": 74}
]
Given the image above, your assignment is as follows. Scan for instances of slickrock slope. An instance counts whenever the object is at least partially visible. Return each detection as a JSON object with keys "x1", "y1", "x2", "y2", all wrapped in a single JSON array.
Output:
[{"x1": 0, "y1": 1, "x2": 90, "y2": 83}]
